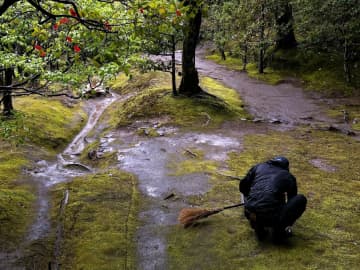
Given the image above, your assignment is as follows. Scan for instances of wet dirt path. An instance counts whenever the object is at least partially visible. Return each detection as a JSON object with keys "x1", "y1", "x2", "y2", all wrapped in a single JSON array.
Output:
[{"x1": 194, "y1": 51, "x2": 337, "y2": 127}]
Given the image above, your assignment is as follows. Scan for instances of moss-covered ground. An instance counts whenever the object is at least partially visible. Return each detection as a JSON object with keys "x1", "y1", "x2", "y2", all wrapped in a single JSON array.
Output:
[
  {"x1": 100, "y1": 70, "x2": 360, "y2": 269},
  {"x1": 50, "y1": 170, "x2": 140, "y2": 270},
  {"x1": 2, "y1": 67, "x2": 359, "y2": 270},
  {"x1": 206, "y1": 54, "x2": 283, "y2": 85},
  {"x1": 166, "y1": 129, "x2": 360, "y2": 270},
  {"x1": 0, "y1": 96, "x2": 86, "y2": 250},
  {"x1": 105, "y1": 71, "x2": 250, "y2": 130},
  {"x1": 206, "y1": 50, "x2": 360, "y2": 96}
]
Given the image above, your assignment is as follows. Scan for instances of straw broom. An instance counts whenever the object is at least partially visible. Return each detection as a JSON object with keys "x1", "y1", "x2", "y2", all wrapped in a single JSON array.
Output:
[{"x1": 178, "y1": 202, "x2": 244, "y2": 228}]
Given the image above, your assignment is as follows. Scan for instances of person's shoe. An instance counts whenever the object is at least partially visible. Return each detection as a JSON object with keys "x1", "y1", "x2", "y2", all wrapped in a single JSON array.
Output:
[
  {"x1": 255, "y1": 226, "x2": 268, "y2": 241},
  {"x1": 284, "y1": 226, "x2": 293, "y2": 238}
]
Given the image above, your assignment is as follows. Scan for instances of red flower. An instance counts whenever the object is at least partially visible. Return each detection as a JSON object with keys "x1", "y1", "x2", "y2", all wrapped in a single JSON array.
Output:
[
  {"x1": 53, "y1": 23, "x2": 59, "y2": 30},
  {"x1": 34, "y1": 44, "x2": 42, "y2": 51},
  {"x1": 104, "y1": 21, "x2": 112, "y2": 31},
  {"x1": 59, "y1": 17, "x2": 70, "y2": 24},
  {"x1": 40, "y1": 51, "x2": 46, "y2": 57},
  {"x1": 66, "y1": 36, "x2": 72, "y2": 43},
  {"x1": 69, "y1": 8, "x2": 77, "y2": 17},
  {"x1": 139, "y1": 8, "x2": 144, "y2": 14},
  {"x1": 73, "y1": 44, "x2": 81, "y2": 53},
  {"x1": 176, "y1": 9, "x2": 182, "y2": 17}
]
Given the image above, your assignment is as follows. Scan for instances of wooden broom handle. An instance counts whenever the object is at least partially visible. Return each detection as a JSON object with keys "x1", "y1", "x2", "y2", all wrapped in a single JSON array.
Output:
[{"x1": 222, "y1": 202, "x2": 245, "y2": 210}]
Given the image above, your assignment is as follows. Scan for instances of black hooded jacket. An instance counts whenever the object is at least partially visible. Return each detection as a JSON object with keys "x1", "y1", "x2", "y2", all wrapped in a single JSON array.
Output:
[{"x1": 240, "y1": 160, "x2": 297, "y2": 213}]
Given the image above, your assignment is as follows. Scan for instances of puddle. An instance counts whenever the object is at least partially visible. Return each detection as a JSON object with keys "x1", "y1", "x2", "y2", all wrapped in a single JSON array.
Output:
[
  {"x1": 100, "y1": 129, "x2": 243, "y2": 269},
  {"x1": 310, "y1": 159, "x2": 337, "y2": 172}
]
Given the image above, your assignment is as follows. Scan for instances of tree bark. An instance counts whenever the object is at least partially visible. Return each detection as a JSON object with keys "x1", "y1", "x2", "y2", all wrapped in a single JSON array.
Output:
[
  {"x1": 343, "y1": 39, "x2": 351, "y2": 83},
  {"x1": 275, "y1": 1, "x2": 297, "y2": 50},
  {"x1": 258, "y1": 3, "x2": 265, "y2": 74},
  {"x1": 171, "y1": 35, "x2": 178, "y2": 96},
  {"x1": 2, "y1": 68, "x2": 14, "y2": 116},
  {"x1": 178, "y1": 2, "x2": 202, "y2": 96}
]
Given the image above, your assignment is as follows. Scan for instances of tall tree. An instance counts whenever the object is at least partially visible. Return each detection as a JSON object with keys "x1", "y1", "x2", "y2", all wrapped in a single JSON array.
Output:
[
  {"x1": 294, "y1": 0, "x2": 360, "y2": 83},
  {"x1": 274, "y1": 0, "x2": 297, "y2": 50},
  {"x1": 178, "y1": 0, "x2": 203, "y2": 96}
]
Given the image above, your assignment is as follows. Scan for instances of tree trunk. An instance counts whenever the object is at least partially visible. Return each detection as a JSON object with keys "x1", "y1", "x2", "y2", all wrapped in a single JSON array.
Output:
[
  {"x1": 343, "y1": 39, "x2": 351, "y2": 83},
  {"x1": 258, "y1": 3, "x2": 265, "y2": 74},
  {"x1": 2, "y1": 68, "x2": 14, "y2": 116},
  {"x1": 275, "y1": 1, "x2": 297, "y2": 50},
  {"x1": 219, "y1": 47, "x2": 226, "y2": 61},
  {"x1": 178, "y1": 2, "x2": 202, "y2": 96},
  {"x1": 171, "y1": 35, "x2": 178, "y2": 96},
  {"x1": 242, "y1": 42, "x2": 248, "y2": 71}
]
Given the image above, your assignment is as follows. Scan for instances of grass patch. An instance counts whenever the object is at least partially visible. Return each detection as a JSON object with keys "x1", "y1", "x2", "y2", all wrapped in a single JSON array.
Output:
[
  {"x1": 105, "y1": 71, "x2": 250, "y2": 129},
  {"x1": 51, "y1": 170, "x2": 140, "y2": 270},
  {"x1": 167, "y1": 128, "x2": 360, "y2": 269}
]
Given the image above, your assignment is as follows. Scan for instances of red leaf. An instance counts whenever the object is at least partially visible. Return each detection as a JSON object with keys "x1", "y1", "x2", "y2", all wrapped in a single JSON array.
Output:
[
  {"x1": 34, "y1": 44, "x2": 42, "y2": 51},
  {"x1": 53, "y1": 23, "x2": 59, "y2": 30},
  {"x1": 59, "y1": 17, "x2": 70, "y2": 24},
  {"x1": 74, "y1": 44, "x2": 81, "y2": 53},
  {"x1": 139, "y1": 8, "x2": 144, "y2": 14},
  {"x1": 69, "y1": 8, "x2": 77, "y2": 17},
  {"x1": 104, "y1": 21, "x2": 112, "y2": 31},
  {"x1": 40, "y1": 51, "x2": 46, "y2": 57},
  {"x1": 66, "y1": 36, "x2": 72, "y2": 42},
  {"x1": 176, "y1": 9, "x2": 182, "y2": 16}
]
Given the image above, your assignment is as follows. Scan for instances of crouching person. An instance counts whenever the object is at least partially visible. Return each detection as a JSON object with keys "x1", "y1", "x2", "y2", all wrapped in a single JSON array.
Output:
[{"x1": 240, "y1": 156, "x2": 307, "y2": 243}]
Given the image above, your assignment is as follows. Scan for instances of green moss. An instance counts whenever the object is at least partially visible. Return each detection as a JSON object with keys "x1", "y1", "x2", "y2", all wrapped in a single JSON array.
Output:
[
  {"x1": 51, "y1": 170, "x2": 140, "y2": 270},
  {"x1": 167, "y1": 129, "x2": 360, "y2": 269},
  {"x1": 207, "y1": 50, "x2": 360, "y2": 95},
  {"x1": 272, "y1": 49, "x2": 359, "y2": 95},
  {"x1": 78, "y1": 140, "x2": 118, "y2": 169},
  {"x1": 327, "y1": 104, "x2": 360, "y2": 131},
  {"x1": 206, "y1": 54, "x2": 244, "y2": 71},
  {"x1": 0, "y1": 142, "x2": 35, "y2": 248},
  {"x1": 0, "y1": 146, "x2": 28, "y2": 186},
  {"x1": 0, "y1": 188, "x2": 35, "y2": 249},
  {"x1": 107, "y1": 71, "x2": 168, "y2": 95},
  {"x1": 14, "y1": 96, "x2": 87, "y2": 151},
  {"x1": 104, "y1": 72, "x2": 250, "y2": 130},
  {"x1": 206, "y1": 54, "x2": 283, "y2": 85},
  {"x1": 0, "y1": 95, "x2": 87, "y2": 250}
]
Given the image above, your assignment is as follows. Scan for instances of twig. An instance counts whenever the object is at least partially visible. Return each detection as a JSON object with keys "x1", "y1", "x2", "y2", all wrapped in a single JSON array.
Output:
[
  {"x1": 184, "y1": 148, "x2": 197, "y2": 158},
  {"x1": 200, "y1": 112, "x2": 211, "y2": 126}
]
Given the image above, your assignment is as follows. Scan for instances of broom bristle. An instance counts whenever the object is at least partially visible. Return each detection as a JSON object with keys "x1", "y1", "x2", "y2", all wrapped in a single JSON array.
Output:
[{"x1": 178, "y1": 208, "x2": 221, "y2": 227}]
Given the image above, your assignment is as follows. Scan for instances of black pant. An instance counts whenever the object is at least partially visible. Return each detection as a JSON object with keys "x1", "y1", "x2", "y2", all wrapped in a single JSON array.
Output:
[{"x1": 245, "y1": 194, "x2": 307, "y2": 239}]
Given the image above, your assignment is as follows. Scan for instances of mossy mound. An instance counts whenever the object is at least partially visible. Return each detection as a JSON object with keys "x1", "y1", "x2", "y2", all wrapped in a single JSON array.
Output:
[
  {"x1": 105, "y1": 71, "x2": 250, "y2": 129},
  {"x1": 51, "y1": 170, "x2": 140, "y2": 270},
  {"x1": 13, "y1": 96, "x2": 87, "y2": 152},
  {"x1": 167, "y1": 128, "x2": 360, "y2": 269}
]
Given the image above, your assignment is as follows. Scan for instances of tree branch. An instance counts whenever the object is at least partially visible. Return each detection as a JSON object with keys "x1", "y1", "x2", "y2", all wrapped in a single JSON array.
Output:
[{"x1": 0, "y1": 0, "x2": 20, "y2": 16}]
